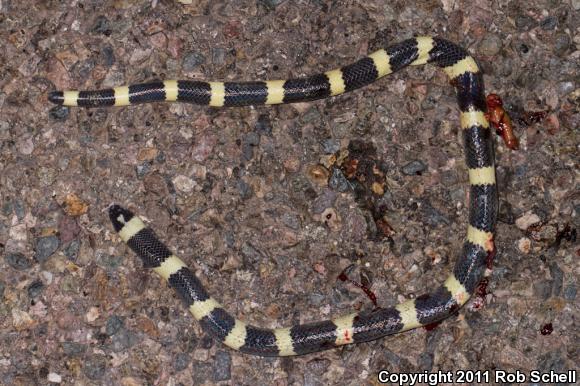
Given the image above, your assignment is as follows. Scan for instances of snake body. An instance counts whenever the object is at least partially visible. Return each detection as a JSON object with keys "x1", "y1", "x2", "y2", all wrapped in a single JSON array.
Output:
[{"x1": 50, "y1": 36, "x2": 497, "y2": 356}]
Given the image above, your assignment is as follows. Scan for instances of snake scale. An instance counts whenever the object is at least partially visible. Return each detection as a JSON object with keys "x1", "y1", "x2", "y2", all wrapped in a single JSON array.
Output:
[{"x1": 49, "y1": 36, "x2": 497, "y2": 356}]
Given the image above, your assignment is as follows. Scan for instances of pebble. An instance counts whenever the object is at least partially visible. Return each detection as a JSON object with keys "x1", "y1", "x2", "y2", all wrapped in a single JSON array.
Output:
[
  {"x1": 200, "y1": 335, "x2": 213, "y2": 349},
  {"x1": 441, "y1": 170, "x2": 457, "y2": 186},
  {"x1": 280, "y1": 212, "x2": 301, "y2": 230},
  {"x1": 102, "y1": 69, "x2": 125, "y2": 88},
  {"x1": 174, "y1": 352, "x2": 191, "y2": 372},
  {"x1": 515, "y1": 14, "x2": 536, "y2": 31},
  {"x1": 12, "y1": 308, "x2": 35, "y2": 330},
  {"x1": 1, "y1": 200, "x2": 11, "y2": 216},
  {"x1": 49, "y1": 106, "x2": 69, "y2": 120},
  {"x1": 110, "y1": 328, "x2": 140, "y2": 352},
  {"x1": 307, "y1": 165, "x2": 329, "y2": 186},
  {"x1": 417, "y1": 352, "x2": 434, "y2": 371},
  {"x1": 306, "y1": 358, "x2": 330, "y2": 375},
  {"x1": 213, "y1": 350, "x2": 231, "y2": 381},
  {"x1": 421, "y1": 201, "x2": 450, "y2": 226},
  {"x1": 302, "y1": 107, "x2": 322, "y2": 123},
  {"x1": 401, "y1": 160, "x2": 427, "y2": 175},
  {"x1": 92, "y1": 15, "x2": 112, "y2": 35},
  {"x1": 47, "y1": 372, "x2": 62, "y2": 383},
  {"x1": 478, "y1": 34, "x2": 502, "y2": 56},
  {"x1": 131, "y1": 48, "x2": 153, "y2": 64},
  {"x1": 38, "y1": 167, "x2": 57, "y2": 187},
  {"x1": 342, "y1": 210, "x2": 366, "y2": 241},
  {"x1": 101, "y1": 45, "x2": 115, "y2": 67},
  {"x1": 182, "y1": 51, "x2": 206, "y2": 71},
  {"x1": 105, "y1": 315, "x2": 124, "y2": 336},
  {"x1": 557, "y1": 81, "x2": 574, "y2": 96},
  {"x1": 553, "y1": 33, "x2": 571, "y2": 57},
  {"x1": 321, "y1": 138, "x2": 340, "y2": 154},
  {"x1": 73, "y1": 59, "x2": 95, "y2": 80},
  {"x1": 311, "y1": 190, "x2": 337, "y2": 214},
  {"x1": 254, "y1": 114, "x2": 272, "y2": 136},
  {"x1": 211, "y1": 48, "x2": 227, "y2": 65},
  {"x1": 244, "y1": 131, "x2": 260, "y2": 146},
  {"x1": 540, "y1": 16, "x2": 558, "y2": 30},
  {"x1": 260, "y1": 0, "x2": 287, "y2": 8},
  {"x1": 549, "y1": 264, "x2": 563, "y2": 296},
  {"x1": 41, "y1": 271, "x2": 53, "y2": 285},
  {"x1": 34, "y1": 236, "x2": 60, "y2": 263},
  {"x1": 515, "y1": 212, "x2": 541, "y2": 230},
  {"x1": 99, "y1": 253, "x2": 124, "y2": 270},
  {"x1": 61, "y1": 342, "x2": 87, "y2": 357},
  {"x1": 533, "y1": 280, "x2": 552, "y2": 300},
  {"x1": 0, "y1": 281, "x2": 4, "y2": 299},
  {"x1": 563, "y1": 284, "x2": 576, "y2": 300},
  {"x1": 5, "y1": 252, "x2": 32, "y2": 270},
  {"x1": 192, "y1": 135, "x2": 216, "y2": 162},
  {"x1": 191, "y1": 361, "x2": 213, "y2": 384},
  {"x1": 27, "y1": 280, "x2": 44, "y2": 299},
  {"x1": 538, "y1": 351, "x2": 566, "y2": 373},
  {"x1": 241, "y1": 132, "x2": 260, "y2": 161},
  {"x1": 59, "y1": 215, "x2": 81, "y2": 244},
  {"x1": 173, "y1": 175, "x2": 195, "y2": 193},
  {"x1": 63, "y1": 240, "x2": 80, "y2": 260},
  {"x1": 517, "y1": 237, "x2": 532, "y2": 254},
  {"x1": 83, "y1": 354, "x2": 107, "y2": 380},
  {"x1": 223, "y1": 232, "x2": 235, "y2": 248},
  {"x1": 328, "y1": 168, "x2": 351, "y2": 192},
  {"x1": 240, "y1": 242, "x2": 265, "y2": 265},
  {"x1": 14, "y1": 200, "x2": 26, "y2": 219},
  {"x1": 236, "y1": 179, "x2": 253, "y2": 199},
  {"x1": 308, "y1": 292, "x2": 325, "y2": 306},
  {"x1": 135, "y1": 161, "x2": 151, "y2": 178},
  {"x1": 18, "y1": 137, "x2": 34, "y2": 155},
  {"x1": 498, "y1": 200, "x2": 515, "y2": 224},
  {"x1": 304, "y1": 373, "x2": 324, "y2": 386}
]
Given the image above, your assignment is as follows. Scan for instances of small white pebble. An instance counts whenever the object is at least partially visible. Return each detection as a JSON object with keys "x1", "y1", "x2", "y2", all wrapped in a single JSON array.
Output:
[
  {"x1": 515, "y1": 211, "x2": 541, "y2": 230},
  {"x1": 48, "y1": 372, "x2": 62, "y2": 383},
  {"x1": 517, "y1": 237, "x2": 532, "y2": 254},
  {"x1": 86, "y1": 306, "x2": 100, "y2": 323},
  {"x1": 172, "y1": 175, "x2": 195, "y2": 193},
  {"x1": 41, "y1": 271, "x2": 53, "y2": 285},
  {"x1": 179, "y1": 127, "x2": 193, "y2": 140},
  {"x1": 17, "y1": 137, "x2": 34, "y2": 155}
]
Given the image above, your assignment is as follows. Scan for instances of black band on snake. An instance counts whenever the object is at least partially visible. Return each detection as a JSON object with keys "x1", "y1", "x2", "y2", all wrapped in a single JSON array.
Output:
[{"x1": 49, "y1": 36, "x2": 497, "y2": 356}]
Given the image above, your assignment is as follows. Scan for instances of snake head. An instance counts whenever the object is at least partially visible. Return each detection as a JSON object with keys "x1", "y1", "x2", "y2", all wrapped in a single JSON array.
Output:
[{"x1": 108, "y1": 205, "x2": 135, "y2": 232}]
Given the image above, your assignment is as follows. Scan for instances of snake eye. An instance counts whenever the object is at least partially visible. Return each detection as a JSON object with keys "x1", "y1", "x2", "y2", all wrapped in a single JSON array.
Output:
[{"x1": 108, "y1": 205, "x2": 135, "y2": 232}]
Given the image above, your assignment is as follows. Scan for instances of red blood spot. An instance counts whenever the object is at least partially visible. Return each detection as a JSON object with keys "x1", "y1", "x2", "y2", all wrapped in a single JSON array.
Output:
[
  {"x1": 485, "y1": 94, "x2": 519, "y2": 150},
  {"x1": 520, "y1": 111, "x2": 547, "y2": 125},
  {"x1": 486, "y1": 241, "x2": 496, "y2": 270},
  {"x1": 554, "y1": 224, "x2": 576, "y2": 247},
  {"x1": 476, "y1": 278, "x2": 490, "y2": 298},
  {"x1": 423, "y1": 321, "x2": 441, "y2": 331},
  {"x1": 449, "y1": 302, "x2": 460, "y2": 314},
  {"x1": 343, "y1": 330, "x2": 351, "y2": 342},
  {"x1": 471, "y1": 277, "x2": 490, "y2": 311},
  {"x1": 540, "y1": 323, "x2": 553, "y2": 335},
  {"x1": 338, "y1": 265, "x2": 378, "y2": 308}
]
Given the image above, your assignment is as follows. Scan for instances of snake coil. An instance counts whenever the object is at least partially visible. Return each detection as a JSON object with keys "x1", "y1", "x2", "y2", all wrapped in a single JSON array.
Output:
[{"x1": 50, "y1": 36, "x2": 497, "y2": 356}]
